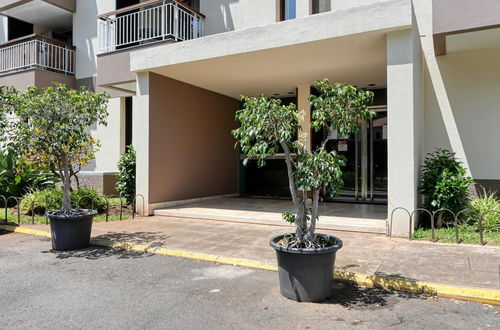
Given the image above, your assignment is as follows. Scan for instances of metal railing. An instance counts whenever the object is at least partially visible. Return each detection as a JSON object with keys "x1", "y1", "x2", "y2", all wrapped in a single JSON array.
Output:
[
  {"x1": 99, "y1": 0, "x2": 204, "y2": 52},
  {"x1": 389, "y1": 206, "x2": 500, "y2": 245},
  {"x1": 1, "y1": 193, "x2": 146, "y2": 225},
  {"x1": 0, "y1": 34, "x2": 76, "y2": 76}
]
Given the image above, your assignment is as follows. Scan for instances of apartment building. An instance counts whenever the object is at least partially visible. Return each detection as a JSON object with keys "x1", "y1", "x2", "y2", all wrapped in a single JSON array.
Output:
[{"x1": 0, "y1": 0, "x2": 499, "y2": 236}]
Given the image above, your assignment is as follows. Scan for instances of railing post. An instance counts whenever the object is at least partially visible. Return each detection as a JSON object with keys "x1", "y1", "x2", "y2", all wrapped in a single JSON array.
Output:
[
  {"x1": 174, "y1": 2, "x2": 179, "y2": 40},
  {"x1": 161, "y1": 0, "x2": 166, "y2": 40}
]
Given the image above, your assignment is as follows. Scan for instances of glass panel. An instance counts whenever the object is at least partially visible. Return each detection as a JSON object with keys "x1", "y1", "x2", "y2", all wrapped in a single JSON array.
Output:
[
  {"x1": 285, "y1": 0, "x2": 296, "y2": 20},
  {"x1": 370, "y1": 110, "x2": 388, "y2": 200}
]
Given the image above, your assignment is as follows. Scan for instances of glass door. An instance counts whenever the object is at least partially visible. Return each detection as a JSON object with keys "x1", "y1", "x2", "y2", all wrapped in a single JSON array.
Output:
[{"x1": 324, "y1": 108, "x2": 387, "y2": 203}]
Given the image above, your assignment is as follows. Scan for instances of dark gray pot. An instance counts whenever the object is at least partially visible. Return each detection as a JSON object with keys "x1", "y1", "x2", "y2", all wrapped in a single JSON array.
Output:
[
  {"x1": 47, "y1": 210, "x2": 97, "y2": 251},
  {"x1": 269, "y1": 233, "x2": 343, "y2": 302}
]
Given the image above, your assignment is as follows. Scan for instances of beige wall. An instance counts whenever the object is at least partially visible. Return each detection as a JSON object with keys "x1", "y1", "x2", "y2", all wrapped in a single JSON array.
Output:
[
  {"x1": 423, "y1": 46, "x2": 500, "y2": 181},
  {"x1": 148, "y1": 73, "x2": 239, "y2": 204},
  {"x1": 0, "y1": 69, "x2": 75, "y2": 90}
]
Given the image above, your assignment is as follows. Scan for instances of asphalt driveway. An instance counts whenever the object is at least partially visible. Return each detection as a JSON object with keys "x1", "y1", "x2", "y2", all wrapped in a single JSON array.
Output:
[{"x1": 1, "y1": 231, "x2": 498, "y2": 330}]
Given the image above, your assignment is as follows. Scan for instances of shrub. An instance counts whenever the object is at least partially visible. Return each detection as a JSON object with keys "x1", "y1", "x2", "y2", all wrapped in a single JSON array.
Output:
[
  {"x1": 116, "y1": 145, "x2": 136, "y2": 205},
  {"x1": 71, "y1": 186, "x2": 107, "y2": 212},
  {"x1": 20, "y1": 187, "x2": 107, "y2": 215},
  {"x1": 467, "y1": 189, "x2": 500, "y2": 232},
  {"x1": 20, "y1": 188, "x2": 63, "y2": 215},
  {"x1": 420, "y1": 149, "x2": 473, "y2": 226},
  {"x1": 0, "y1": 149, "x2": 58, "y2": 206}
]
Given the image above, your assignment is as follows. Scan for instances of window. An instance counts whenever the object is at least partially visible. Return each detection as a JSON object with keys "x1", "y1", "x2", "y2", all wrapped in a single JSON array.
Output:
[
  {"x1": 280, "y1": 0, "x2": 296, "y2": 21},
  {"x1": 312, "y1": 0, "x2": 331, "y2": 14}
]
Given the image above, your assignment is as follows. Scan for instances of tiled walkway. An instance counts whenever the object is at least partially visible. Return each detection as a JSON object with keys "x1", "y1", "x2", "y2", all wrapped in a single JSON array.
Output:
[
  {"x1": 155, "y1": 197, "x2": 388, "y2": 234},
  {"x1": 19, "y1": 216, "x2": 500, "y2": 290}
]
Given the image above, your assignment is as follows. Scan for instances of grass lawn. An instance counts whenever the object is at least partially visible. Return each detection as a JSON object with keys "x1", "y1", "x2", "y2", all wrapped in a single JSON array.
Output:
[{"x1": 414, "y1": 227, "x2": 500, "y2": 246}]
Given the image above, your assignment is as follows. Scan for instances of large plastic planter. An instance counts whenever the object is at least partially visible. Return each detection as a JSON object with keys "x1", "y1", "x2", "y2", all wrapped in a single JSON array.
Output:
[
  {"x1": 269, "y1": 233, "x2": 343, "y2": 302},
  {"x1": 47, "y1": 210, "x2": 97, "y2": 251}
]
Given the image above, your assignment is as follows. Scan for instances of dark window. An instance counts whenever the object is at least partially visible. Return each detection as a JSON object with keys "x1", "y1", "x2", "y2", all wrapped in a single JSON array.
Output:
[
  {"x1": 116, "y1": 0, "x2": 139, "y2": 10},
  {"x1": 125, "y1": 97, "x2": 133, "y2": 148},
  {"x1": 312, "y1": 0, "x2": 331, "y2": 14},
  {"x1": 7, "y1": 17, "x2": 33, "y2": 40},
  {"x1": 280, "y1": 0, "x2": 296, "y2": 21}
]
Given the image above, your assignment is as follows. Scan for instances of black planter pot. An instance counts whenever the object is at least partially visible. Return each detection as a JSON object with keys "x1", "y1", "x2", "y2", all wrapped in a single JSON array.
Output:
[
  {"x1": 47, "y1": 210, "x2": 97, "y2": 251},
  {"x1": 269, "y1": 233, "x2": 343, "y2": 302}
]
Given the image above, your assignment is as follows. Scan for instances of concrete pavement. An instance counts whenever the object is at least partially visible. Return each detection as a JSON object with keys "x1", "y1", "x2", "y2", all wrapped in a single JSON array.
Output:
[
  {"x1": 1, "y1": 231, "x2": 499, "y2": 330},
  {"x1": 2, "y1": 216, "x2": 499, "y2": 298}
]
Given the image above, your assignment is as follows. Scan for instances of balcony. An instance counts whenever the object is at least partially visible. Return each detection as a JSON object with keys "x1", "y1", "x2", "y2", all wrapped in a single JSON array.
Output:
[
  {"x1": 98, "y1": 0, "x2": 205, "y2": 53},
  {"x1": 0, "y1": 34, "x2": 75, "y2": 76}
]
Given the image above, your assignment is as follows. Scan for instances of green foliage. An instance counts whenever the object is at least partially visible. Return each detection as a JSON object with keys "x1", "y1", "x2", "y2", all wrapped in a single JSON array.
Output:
[
  {"x1": 20, "y1": 187, "x2": 107, "y2": 215},
  {"x1": 233, "y1": 79, "x2": 374, "y2": 245},
  {"x1": 309, "y1": 81, "x2": 375, "y2": 137},
  {"x1": 294, "y1": 149, "x2": 346, "y2": 195},
  {"x1": 20, "y1": 188, "x2": 63, "y2": 215},
  {"x1": 0, "y1": 83, "x2": 110, "y2": 211},
  {"x1": 116, "y1": 145, "x2": 136, "y2": 205},
  {"x1": 232, "y1": 96, "x2": 300, "y2": 167},
  {"x1": 0, "y1": 149, "x2": 58, "y2": 205},
  {"x1": 420, "y1": 149, "x2": 473, "y2": 223},
  {"x1": 467, "y1": 189, "x2": 500, "y2": 232},
  {"x1": 71, "y1": 186, "x2": 107, "y2": 212}
]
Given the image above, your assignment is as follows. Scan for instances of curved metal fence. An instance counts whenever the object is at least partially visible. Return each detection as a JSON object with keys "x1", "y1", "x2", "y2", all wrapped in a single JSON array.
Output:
[
  {"x1": 1, "y1": 194, "x2": 147, "y2": 225},
  {"x1": 389, "y1": 206, "x2": 500, "y2": 245}
]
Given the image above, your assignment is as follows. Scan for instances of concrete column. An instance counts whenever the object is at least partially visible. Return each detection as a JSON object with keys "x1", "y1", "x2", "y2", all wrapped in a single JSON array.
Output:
[
  {"x1": 296, "y1": 0, "x2": 312, "y2": 18},
  {"x1": 133, "y1": 72, "x2": 151, "y2": 215},
  {"x1": 387, "y1": 26, "x2": 423, "y2": 237},
  {"x1": 297, "y1": 85, "x2": 312, "y2": 151},
  {"x1": 0, "y1": 16, "x2": 7, "y2": 43}
]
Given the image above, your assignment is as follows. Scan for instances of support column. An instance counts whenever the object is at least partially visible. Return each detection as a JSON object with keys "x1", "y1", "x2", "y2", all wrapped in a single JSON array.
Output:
[
  {"x1": 297, "y1": 85, "x2": 312, "y2": 151},
  {"x1": 387, "y1": 27, "x2": 423, "y2": 237},
  {"x1": 296, "y1": 1, "x2": 311, "y2": 18},
  {"x1": 133, "y1": 72, "x2": 151, "y2": 215}
]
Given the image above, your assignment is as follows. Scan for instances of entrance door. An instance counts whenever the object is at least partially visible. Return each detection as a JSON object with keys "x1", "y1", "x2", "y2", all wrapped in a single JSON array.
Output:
[{"x1": 324, "y1": 108, "x2": 388, "y2": 203}]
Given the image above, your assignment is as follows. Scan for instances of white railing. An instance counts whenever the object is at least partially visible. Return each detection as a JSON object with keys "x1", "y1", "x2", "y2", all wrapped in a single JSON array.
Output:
[
  {"x1": 99, "y1": 0, "x2": 204, "y2": 52},
  {"x1": 0, "y1": 35, "x2": 75, "y2": 75}
]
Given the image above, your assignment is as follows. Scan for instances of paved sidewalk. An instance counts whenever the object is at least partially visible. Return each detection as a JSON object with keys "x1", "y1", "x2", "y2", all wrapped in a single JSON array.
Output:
[{"x1": 10, "y1": 216, "x2": 500, "y2": 292}]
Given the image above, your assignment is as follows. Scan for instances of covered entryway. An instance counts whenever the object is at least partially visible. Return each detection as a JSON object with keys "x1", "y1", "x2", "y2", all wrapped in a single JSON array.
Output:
[{"x1": 130, "y1": 7, "x2": 421, "y2": 236}]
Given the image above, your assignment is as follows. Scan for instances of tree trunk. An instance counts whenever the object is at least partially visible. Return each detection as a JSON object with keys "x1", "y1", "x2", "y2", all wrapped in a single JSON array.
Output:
[
  {"x1": 306, "y1": 188, "x2": 320, "y2": 242},
  {"x1": 61, "y1": 155, "x2": 71, "y2": 212},
  {"x1": 295, "y1": 199, "x2": 307, "y2": 242}
]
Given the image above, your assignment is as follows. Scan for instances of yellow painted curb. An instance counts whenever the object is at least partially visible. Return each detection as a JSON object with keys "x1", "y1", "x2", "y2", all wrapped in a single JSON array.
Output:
[
  {"x1": 0, "y1": 224, "x2": 51, "y2": 238},
  {"x1": 2, "y1": 224, "x2": 499, "y2": 305}
]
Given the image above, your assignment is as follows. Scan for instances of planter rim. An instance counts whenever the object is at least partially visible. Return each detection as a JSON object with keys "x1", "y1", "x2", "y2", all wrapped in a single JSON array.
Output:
[
  {"x1": 46, "y1": 209, "x2": 98, "y2": 220},
  {"x1": 269, "y1": 233, "x2": 343, "y2": 255}
]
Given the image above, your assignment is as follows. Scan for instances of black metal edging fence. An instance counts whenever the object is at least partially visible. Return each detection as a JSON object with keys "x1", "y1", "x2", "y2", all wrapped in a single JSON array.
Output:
[
  {"x1": 1, "y1": 194, "x2": 146, "y2": 225},
  {"x1": 389, "y1": 206, "x2": 500, "y2": 245}
]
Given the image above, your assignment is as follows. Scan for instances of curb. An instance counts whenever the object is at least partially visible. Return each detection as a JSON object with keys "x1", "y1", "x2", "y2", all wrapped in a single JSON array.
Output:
[{"x1": 2, "y1": 224, "x2": 499, "y2": 305}]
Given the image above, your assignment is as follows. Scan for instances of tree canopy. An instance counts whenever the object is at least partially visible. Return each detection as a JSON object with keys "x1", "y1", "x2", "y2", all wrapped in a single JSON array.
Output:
[{"x1": 0, "y1": 83, "x2": 109, "y2": 212}]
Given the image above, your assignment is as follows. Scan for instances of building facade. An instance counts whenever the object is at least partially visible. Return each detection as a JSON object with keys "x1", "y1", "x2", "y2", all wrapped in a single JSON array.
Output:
[{"x1": 0, "y1": 0, "x2": 499, "y2": 236}]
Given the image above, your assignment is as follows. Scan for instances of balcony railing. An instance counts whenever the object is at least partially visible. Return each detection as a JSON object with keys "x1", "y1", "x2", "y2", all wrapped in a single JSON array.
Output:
[
  {"x1": 98, "y1": 0, "x2": 205, "y2": 53},
  {"x1": 0, "y1": 34, "x2": 76, "y2": 76}
]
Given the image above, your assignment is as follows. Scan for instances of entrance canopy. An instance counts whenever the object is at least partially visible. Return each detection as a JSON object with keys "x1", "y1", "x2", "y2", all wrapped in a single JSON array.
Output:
[{"x1": 130, "y1": 2, "x2": 412, "y2": 98}]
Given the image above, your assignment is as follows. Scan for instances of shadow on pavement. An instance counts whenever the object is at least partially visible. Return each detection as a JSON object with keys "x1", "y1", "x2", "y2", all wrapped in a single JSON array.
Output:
[
  {"x1": 93, "y1": 231, "x2": 171, "y2": 247},
  {"x1": 43, "y1": 245, "x2": 152, "y2": 260},
  {"x1": 326, "y1": 281, "x2": 423, "y2": 310}
]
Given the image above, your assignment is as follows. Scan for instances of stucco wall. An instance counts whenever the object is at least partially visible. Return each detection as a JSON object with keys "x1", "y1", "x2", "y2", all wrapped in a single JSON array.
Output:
[
  {"x1": 73, "y1": 0, "x2": 114, "y2": 80},
  {"x1": 423, "y1": 46, "x2": 500, "y2": 181},
  {"x1": 200, "y1": 0, "x2": 278, "y2": 35},
  {"x1": 84, "y1": 97, "x2": 123, "y2": 172},
  {"x1": 148, "y1": 73, "x2": 239, "y2": 204}
]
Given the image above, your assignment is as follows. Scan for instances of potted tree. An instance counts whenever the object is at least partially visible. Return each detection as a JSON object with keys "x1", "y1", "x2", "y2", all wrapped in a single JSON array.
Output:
[
  {"x1": 232, "y1": 79, "x2": 374, "y2": 302},
  {"x1": 0, "y1": 83, "x2": 109, "y2": 250}
]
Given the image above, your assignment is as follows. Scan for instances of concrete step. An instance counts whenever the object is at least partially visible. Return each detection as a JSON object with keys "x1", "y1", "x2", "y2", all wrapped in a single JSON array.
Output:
[{"x1": 154, "y1": 203, "x2": 387, "y2": 235}]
